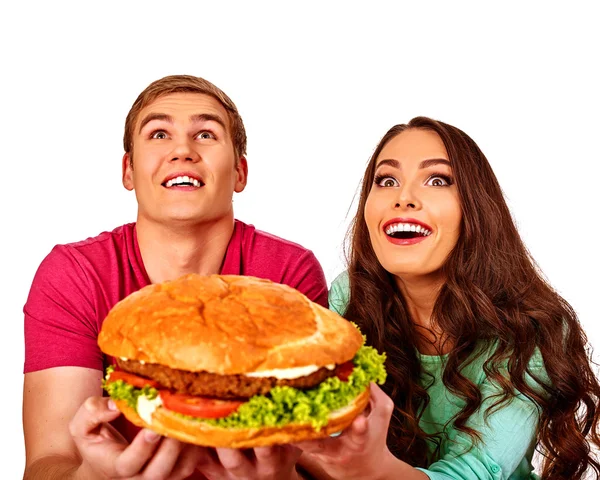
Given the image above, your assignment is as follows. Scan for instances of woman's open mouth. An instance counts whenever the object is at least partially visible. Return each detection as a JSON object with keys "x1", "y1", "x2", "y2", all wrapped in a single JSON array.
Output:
[{"x1": 383, "y1": 220, "x2": 432, "y2": 246}]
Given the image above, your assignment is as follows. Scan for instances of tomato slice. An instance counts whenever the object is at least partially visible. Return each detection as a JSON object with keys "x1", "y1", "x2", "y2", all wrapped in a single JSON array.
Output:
[
  {"x1": 108, "y1": 371, "x2": 160, "y2": 389},
  {"x1": 336, "y1": 361, "x2": 355, "y2": 382},
  {"x1": 160, "y1": 391, "x2": 245, "y2": 419}
]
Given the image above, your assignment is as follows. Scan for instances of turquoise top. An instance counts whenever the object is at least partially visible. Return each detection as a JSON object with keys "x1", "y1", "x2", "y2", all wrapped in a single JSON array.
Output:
[{"x1": 329, "y1": 272, "x2": 548, "y2": 480}]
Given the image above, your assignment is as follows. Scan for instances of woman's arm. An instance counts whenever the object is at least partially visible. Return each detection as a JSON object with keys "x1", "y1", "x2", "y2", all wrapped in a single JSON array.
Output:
[
  {"x1": 295, "y1": 383, "x2": 428, "y2": 480},
  {"x1": 297, "y1": 377, "x2": 541, "y2": 480},
  {"x1": 415, "y1": 374, "x2": 541, "y2": 480}
]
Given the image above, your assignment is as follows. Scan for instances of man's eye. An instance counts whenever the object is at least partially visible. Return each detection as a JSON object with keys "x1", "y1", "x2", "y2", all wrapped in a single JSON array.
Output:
[
  {"x1": 151, "y1": 131, "x2": 168, "y2": 140},
  {"x1": 197, "y1": 131, "x2": 215, "y2": 140},
  {"x1": 374, "y1": 175, "x2": 399, "y2": 188}
]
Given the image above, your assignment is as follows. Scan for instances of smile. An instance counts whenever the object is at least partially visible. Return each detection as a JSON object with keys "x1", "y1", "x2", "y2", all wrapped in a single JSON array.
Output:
[
  {"x1": 161, "y1": 173, "x2": 205, "y2": 189},
  {"x1": 382, "y1": 219, "x2": 432, "y2": 246}
]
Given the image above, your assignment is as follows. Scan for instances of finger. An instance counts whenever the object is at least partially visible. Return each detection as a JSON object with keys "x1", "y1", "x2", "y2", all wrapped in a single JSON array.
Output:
[
  {"x1": 68, "y1": 396, "x2": 121, "y2": 440},
  {"x1": 346, "y1": 413, "x2": 369, "y2": 443},
  {"x1": 216, "y1": 447, "x2": 253, "y2": 476},
  {"x1": 169, "y1": 445, "x2": 203, "y2": 480},
  {"x1": 253, "y1": 445, "x2": 279, "y2": 462},
  {"x1": 294, "y1": 435, "x2": 346, "y2": 459},
  {"x1": 113, "y1": 429, "x2": 162, "y2": 477},
  {"x1": 142, "y1": 437, "x2": 187, "y2": 479},
  {"x1": 369, "y1": 382, "x2": 395, "y2": 425},
  {"x1": 253, "y1": 445, "x2": 302, "y2": 476},
  {"x1": 195, "y1": 447, "x2": 224, "y2": 477}
]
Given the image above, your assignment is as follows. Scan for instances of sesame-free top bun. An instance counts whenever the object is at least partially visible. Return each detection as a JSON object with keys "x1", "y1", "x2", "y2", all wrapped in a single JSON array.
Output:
[
  {"x1": 112, "y1": 387, "x2": 370, "y2": 448},
  {"x1": 98, "y1": 274, "x2": 363, "y2": 375}
]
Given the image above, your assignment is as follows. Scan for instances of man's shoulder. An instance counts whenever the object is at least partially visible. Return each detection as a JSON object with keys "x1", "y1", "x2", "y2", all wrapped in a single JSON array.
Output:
[
  {"x1": 43, "y1": 223, "x2": 137, "y2": 275},
  {"x1": 58, "y1": 223, "x2": 135, "y2": 253},
  {"x1": 236, "y1": 219, "x2": 312, "y2": 256}
]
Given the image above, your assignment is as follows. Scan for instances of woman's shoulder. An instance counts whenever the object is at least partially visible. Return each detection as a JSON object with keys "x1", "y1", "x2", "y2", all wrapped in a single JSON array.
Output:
[{"x1": 328, "y1": 270, "x2": 350, "y2": 315}]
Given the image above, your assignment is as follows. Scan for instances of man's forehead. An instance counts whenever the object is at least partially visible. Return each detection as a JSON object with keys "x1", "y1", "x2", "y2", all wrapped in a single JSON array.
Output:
[{"x1": 137, "y1": 92, "x2": 229, "y2": 127}]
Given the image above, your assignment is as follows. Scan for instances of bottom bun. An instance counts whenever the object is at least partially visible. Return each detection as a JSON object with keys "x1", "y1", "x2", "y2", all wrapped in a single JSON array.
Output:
[{"x1": 114, "y1": 388, "x2": 371, "y2": 448}]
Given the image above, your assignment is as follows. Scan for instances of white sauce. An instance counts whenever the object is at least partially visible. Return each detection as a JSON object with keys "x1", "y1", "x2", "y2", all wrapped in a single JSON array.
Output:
[
  {"x1": 137, "y1": 394, "x2": 163, "y2": 424},
  {"x1": 245, "y1": 364, "x2": 335, "y2": 379},
  {"x1": 119, "y1": 357, "x2": 145, "y2": 364}
]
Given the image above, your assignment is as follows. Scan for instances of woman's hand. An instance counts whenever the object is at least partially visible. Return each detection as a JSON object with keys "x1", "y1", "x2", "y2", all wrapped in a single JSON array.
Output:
[
  {"x1": 295, "y1": 383, "x2": 407, "y2": 480},
  {"x1": 194, "y1": 444, "x2": 303, "y2": 480}
]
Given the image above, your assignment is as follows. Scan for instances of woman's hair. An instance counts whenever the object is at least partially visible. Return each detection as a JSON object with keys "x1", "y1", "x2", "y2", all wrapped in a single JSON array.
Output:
[{"x1": 344, "y1": 116, "x2": 600, "y2": 479}]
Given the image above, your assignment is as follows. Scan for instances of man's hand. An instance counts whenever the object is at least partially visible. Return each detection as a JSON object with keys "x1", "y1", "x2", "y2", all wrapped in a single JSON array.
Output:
[
  {"x1": 295, "y1": 383, "x2": 405, "y2": 480},
  {"x1": 68, "y1": 396, "x2": 199, "y2": 479},
  {"x1": 194, "y1": 444, "x2": 302, "y2": 480}
]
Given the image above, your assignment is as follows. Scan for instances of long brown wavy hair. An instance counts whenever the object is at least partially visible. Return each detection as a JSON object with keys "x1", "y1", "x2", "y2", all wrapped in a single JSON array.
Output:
[{"x1": 343, "y1": 116, "x2": 600, "y2": 479}]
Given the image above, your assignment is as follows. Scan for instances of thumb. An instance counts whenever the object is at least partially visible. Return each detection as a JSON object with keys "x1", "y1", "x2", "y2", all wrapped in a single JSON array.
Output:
[
  {"x1": 368, "y1": 383, "x2": 394, "y2": 428},
  {"x1": 69, "y1": 396, "x2": 122, "y2": 439}
]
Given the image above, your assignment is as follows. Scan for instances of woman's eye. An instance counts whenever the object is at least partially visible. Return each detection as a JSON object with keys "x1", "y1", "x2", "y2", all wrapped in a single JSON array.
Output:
[
  {"x1": 426, "y1": 175, "x2": 452, "y2": 187},
  {"x1": 197, "y1": 131, "x2": 215, "y2": 140},
  {"x1": 151, "y1": 131, "x2": 168, "y2": 140},
  {"x1": 376, "y1": 176, "x2": 399, "y2": 188}
]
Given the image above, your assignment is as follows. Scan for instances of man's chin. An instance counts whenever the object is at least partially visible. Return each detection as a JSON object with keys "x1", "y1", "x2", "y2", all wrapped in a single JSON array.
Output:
[{"x1": 157, "y1": 210, "x2": 234, "y2": 227}]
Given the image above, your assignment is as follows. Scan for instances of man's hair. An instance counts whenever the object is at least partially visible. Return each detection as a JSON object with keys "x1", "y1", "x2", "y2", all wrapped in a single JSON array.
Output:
[{"x1": 123, "y1": 75, "x2": 247, "y2": 159}]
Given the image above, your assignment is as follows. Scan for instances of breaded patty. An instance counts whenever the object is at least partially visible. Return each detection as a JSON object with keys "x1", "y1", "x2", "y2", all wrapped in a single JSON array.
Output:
[{"x1": 117, "y1": 358, "x2": 341, "y2": 399}]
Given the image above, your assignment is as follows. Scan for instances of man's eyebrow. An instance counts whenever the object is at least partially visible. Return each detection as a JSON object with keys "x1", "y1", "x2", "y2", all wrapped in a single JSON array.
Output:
[
  {"x1": 138, "y1": 113, "x2": 173, "y2": 133},
  {"x1": 189, "y1": 113, "x2": 227, "y2": 131},
  {"x1": 137, "y1": 113, "x2": 228, "y2": 134},
  {"x1": 375, "y1": 158, "x2": 451, "y2": 169}
]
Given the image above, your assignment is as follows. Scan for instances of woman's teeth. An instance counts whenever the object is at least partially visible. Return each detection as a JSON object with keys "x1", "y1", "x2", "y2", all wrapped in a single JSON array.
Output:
[
  {"x1": 385, "y1": 223, "x2": 432, "y2": 237},
  {"x1": 165, "y1": 176, "x2": 202, "y2": 187}
]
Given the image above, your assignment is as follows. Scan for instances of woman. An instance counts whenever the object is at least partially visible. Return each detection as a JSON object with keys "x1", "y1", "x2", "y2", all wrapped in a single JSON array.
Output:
[{"x1": 297, "y1": 117, "x2": 600, "y2": 479}]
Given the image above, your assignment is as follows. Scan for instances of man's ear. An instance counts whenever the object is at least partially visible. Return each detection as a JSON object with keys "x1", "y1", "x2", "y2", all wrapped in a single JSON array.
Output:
[
  {"x1": 234, "y1": 156, "x2": 248, "y2": 193},
  {"x1": 122, "y1": 153, "x2": 134, "y2": 191}
]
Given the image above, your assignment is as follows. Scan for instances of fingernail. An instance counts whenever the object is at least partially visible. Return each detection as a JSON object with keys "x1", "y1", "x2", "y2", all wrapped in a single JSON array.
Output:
[
  {"x1": 107, "y1": 400, "x2": 117, "y2": 411},
  {"x1": 144, "y1": 429, "x2": 161, "y2": 443}
]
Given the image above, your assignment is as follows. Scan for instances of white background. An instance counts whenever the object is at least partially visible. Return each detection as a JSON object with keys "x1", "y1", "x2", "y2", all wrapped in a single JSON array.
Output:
[{"x1": 2, "y1": 1, "x2": 599, "y2": 477}]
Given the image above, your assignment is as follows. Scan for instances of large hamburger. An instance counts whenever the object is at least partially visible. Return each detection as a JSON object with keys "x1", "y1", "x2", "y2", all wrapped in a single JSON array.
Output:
[{"x1": 98, "y1": 274, "x2": 386, "y2": 448}]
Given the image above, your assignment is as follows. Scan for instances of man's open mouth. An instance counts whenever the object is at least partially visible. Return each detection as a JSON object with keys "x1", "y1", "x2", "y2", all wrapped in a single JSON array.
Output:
[{"x1": 161, "y1": 175, "x2": 205, "y2": 188}]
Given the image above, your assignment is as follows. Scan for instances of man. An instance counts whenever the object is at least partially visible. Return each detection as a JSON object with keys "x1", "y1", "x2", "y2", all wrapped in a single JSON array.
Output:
[{"x1": 23, "y1": 75, "x2": 327, "y2": 479}]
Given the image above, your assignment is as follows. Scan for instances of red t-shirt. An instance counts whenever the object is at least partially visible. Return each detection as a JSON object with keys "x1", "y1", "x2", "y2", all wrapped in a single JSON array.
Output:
[{"x1": 23, "y1": 220, "x2": 328, "y2": 466}]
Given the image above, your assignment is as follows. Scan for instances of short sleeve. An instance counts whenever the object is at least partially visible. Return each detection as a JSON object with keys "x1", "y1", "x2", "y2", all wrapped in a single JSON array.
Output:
[
  {"x1": 284, "y1": 250, "x2": 328, "y2": 308},
  {"x1": 328, "y1": 271, "x2": 350, "y2": 315},
  {"x1": 416, "y1": 371, "x2": 543, "y2": 479},
  {"x1": 23, "y1": 245, "x2": 102, "y2": 373}
]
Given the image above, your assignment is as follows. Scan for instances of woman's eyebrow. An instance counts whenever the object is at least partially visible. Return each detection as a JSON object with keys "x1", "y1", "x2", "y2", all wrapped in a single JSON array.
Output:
[
  {"x1": 376, "y1": 159, "x2": 401, "y2": 169},
  {"x1": 419, "y1": 158, "x2": 451, "y2": 169},
  {"x1": 375, "y1": 158, "x2": 450, "y2": 169}
]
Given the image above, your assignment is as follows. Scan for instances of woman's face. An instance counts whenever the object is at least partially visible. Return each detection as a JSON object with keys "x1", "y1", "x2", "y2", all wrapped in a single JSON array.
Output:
[{"x1": 364, "y1": 128, "x2": 462, "y2": 280}]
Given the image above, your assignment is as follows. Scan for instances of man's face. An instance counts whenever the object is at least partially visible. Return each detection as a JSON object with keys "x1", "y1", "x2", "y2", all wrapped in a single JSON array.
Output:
[{"x1": 122, "y1": 93, "x2": 247, "y2": 226}]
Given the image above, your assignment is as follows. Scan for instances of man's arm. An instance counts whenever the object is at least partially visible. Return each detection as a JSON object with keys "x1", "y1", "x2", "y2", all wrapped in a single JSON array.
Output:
[
  {"x1": 285, "y1": 250, "x2": 329, "y2": 308},
  {"x1": 23, "y1": 367, "x2": 104, "y2": 479}
]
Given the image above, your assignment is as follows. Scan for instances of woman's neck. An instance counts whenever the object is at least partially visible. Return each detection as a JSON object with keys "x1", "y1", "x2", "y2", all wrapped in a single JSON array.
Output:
[
  {"x1": 395, "y1": 272, "x2": 450, "y2": 355},
  {"x1": 136, "y1": 215, "x2": 235, "y2": 284}
]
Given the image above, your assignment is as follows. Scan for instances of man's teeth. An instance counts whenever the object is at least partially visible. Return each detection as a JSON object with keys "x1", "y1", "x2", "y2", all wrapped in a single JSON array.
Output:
[
  {"x1": 384, "y1": 223, "x2": 432, "y2": 236},
  {"x1": 165, "y1": 175, "x2": 202, "y2": 187}
]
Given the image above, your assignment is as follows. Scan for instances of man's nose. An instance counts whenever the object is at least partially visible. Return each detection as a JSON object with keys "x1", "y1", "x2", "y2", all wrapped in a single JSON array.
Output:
[{"x1": 170, "y1": 139, "x2": 200, "y2": 162}]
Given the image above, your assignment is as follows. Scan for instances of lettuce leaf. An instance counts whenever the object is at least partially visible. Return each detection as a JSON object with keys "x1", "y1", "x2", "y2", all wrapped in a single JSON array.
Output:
[{"x1": 103, "y1": 344, "x2": 386, "y2": 429}]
